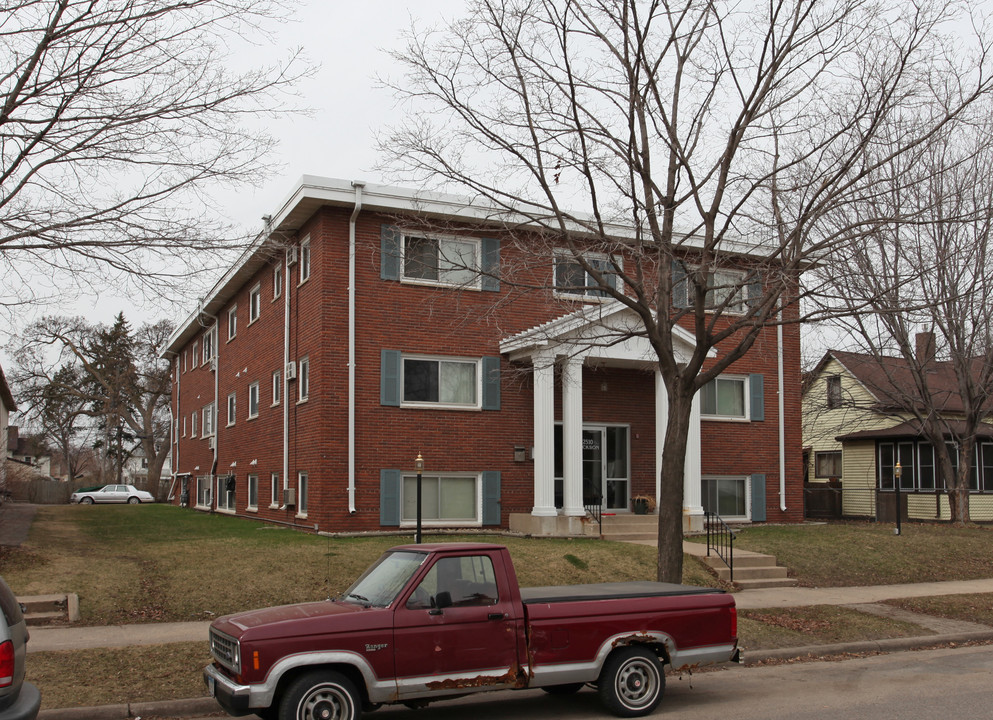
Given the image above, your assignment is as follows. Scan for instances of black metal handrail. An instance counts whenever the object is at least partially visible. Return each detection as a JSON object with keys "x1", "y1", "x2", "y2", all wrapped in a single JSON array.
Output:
[
  {"x1": 584, "y1": 495, "x2": 603, "y2": 536},
  {"x1": 705, "y1": 510, "x2": 735, "y2": 582}
]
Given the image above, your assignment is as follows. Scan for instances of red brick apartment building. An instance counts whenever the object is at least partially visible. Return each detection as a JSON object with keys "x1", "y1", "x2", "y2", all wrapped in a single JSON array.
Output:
[{"x1": 162, "y1": 177, "x2": 803, "y2": 536}]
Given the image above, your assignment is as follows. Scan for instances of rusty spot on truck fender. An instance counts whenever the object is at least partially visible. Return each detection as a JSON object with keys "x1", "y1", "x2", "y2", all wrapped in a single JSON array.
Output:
[
  {"x1": 611, "y1": 632, "x2": 657, "y2": 648},
  {"x1": 425, "y1": 664, "x2": 528, "y2": 691}
]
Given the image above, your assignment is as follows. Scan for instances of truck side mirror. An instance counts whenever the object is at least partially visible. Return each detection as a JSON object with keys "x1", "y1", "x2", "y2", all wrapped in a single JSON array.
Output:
[{"x1": 435, "y1": 591, "x2": 452, "y2": 609}]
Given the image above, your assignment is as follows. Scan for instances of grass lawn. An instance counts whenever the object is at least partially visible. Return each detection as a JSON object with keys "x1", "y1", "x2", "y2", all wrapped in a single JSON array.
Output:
[
  {"x1": 737, "y1": 606, "x2": 932, "y2": 651},
  {"x1": 885, "y1": 593, "x2": 993, "y2": 626},
  {"x1": 1, "y1": 504, "x2": 715, "y2": 624},
  {"x1": 709, "y1": 521, "x2": 993, "y2": 587}
]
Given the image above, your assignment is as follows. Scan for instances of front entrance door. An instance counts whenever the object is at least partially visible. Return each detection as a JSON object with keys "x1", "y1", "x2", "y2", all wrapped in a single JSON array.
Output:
[{"x1": 583, "y1": 426, "x2": 629, "y2": 511}]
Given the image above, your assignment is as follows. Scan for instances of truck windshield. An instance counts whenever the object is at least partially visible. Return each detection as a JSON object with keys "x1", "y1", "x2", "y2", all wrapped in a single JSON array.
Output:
[{"x1": 343, "y1": 550, "x2": 426, "y2": 607}]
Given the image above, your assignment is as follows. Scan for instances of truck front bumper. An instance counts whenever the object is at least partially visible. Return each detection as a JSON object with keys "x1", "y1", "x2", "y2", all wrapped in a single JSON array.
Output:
[{"x1": 203, "y1": 664, "x2": 255, "y2": 717}]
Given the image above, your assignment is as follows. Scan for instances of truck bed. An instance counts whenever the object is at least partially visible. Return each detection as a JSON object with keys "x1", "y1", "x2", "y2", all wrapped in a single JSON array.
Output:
[{"x1": 520, "y1": 581, "x2": 726, "y2": 604}]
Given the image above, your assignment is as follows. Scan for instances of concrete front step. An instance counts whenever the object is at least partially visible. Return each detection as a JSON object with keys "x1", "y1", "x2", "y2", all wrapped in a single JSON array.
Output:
[{"x1": 18, "y1": 593, "x2": 80, "y2": 626}]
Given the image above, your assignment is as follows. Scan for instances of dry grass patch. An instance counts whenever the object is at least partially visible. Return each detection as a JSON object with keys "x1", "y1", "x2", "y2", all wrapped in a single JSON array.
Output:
[
  {"x1": 885, "y1": 594, "x2": 993, "y2": 627},
  {"x1": 0, "y1": 506, "x2": 717, "y2": 625},
  {"x1": 738, "y1": 605, "x2": 933, "y2": 650},
  {"x1": 708, "y1": 522, "x2": 993, "y2": 587},
  {"x1": 29, "y1": 642, "x2": 210, "y2": 710}
]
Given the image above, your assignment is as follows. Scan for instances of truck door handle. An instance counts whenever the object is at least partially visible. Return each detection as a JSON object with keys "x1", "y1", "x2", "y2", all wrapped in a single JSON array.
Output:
[{"x1": 488, "y1": 612, "x2": 505, "y2": 620}]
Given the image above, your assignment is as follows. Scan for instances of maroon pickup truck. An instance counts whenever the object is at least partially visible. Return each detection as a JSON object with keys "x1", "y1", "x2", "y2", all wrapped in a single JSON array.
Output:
[{"x1": 204, "y1": 542, "x2": 739, "y2": 720}]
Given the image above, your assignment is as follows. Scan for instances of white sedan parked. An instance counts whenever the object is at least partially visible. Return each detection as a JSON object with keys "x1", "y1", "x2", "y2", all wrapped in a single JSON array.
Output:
[{"x1": 70, "y1": 484, "x2": 155, "y2": 505}]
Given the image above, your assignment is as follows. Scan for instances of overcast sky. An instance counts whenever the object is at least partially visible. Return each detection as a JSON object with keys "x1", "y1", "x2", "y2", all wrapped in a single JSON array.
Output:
[{"x1": 39, "y1": 0, "x2": 469, "y2": 334}]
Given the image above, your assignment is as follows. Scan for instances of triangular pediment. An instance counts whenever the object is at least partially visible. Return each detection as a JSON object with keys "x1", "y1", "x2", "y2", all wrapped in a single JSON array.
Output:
[{"x1": 500, "y1": 300, "x2": 708, "y2": 367}]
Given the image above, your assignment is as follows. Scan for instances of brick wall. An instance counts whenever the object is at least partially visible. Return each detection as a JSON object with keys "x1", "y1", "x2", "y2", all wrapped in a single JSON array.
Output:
[{"x1": 170, "y1": 205, "x2": 805, "y2": 530}]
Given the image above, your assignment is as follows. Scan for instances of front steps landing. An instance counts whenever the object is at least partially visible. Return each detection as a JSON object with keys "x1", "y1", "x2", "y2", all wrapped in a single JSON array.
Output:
[{"x1": 600, "y1": 513, "x2": 797, "y2": 590}]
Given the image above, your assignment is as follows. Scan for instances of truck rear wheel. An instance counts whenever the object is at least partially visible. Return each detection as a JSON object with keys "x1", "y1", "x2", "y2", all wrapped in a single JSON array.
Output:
[
  {"x1": 279, "y1": 670, "x2": 361, "y2": 720},
  {"x1": 597, "y1": 646, "x2": 665, "y2": 718}
]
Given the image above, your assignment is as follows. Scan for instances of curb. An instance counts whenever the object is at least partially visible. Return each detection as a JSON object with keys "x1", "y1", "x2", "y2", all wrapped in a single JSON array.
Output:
[
  {"x1": 36, "y1": 632, "x2": 993, "y2": 719},
  {"x1": 38, "y1": 697, "x2": 219, "y2": 720},
  {"x1": 743, "y1": 629, "x2": 993, "y2": 664}
]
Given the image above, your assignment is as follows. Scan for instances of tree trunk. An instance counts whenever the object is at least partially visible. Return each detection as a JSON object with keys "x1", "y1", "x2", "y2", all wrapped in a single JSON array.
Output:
[{"x1": 656, "y1": 384, "x2": 694, "y2": 583}]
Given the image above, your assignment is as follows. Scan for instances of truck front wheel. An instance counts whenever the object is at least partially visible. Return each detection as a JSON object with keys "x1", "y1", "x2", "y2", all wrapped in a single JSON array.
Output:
[
  {"x1": 597, "y1": 647, "x2": 665, "y2": 718},
  {"x1": 279, "y1": 670, "x2": 361, "y2": 720}
]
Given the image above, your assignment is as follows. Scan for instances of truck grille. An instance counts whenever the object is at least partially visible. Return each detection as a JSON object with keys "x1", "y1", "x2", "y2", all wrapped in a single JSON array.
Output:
[{"x1": 209, "y1": 628, "x2": 240, "y2": 674}]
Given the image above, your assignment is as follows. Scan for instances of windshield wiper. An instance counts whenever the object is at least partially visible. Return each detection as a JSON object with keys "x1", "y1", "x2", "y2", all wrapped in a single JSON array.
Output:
[{"x1": 346, "y1": 592, "x2": 372, "y2": 604}]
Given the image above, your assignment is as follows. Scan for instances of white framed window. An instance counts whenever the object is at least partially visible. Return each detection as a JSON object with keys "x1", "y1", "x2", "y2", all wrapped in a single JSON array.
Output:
[
  {"x1": 815, "y1": 451, "x2": 843, "y2": 478},
  {"x1": 192, "y1": 343, "x2": 198, "y2": 368},
  {"x1": 227, "y1": 305, "x2": 238, "y2": 340},
  {"x1": 673, "y1": 264, "x2": 760, "y2": 315},
  {"x1": 299, "y1": 237, "x2": 311, "y2": 284},
  {"x1": 182, "y1": 415, "x2": 186, "y2": 438},
  {"x1": 273, "y1": 262, "x2": 283, "y2": 299},
  {"x1": 402, "y1": 234, "x2": 480, "y2": 288},
  {"x1": 183, "y1": 350, "x2": 187, "y2": 373},
  {"x1": 203, "y1": 328, "x2": 215, "y2": 363},
  {"x1": 298, "y1": 356, "x2": 310, "y2": 402},
  {"x1": 297, "y1": 471, "x2": 308, "y2": 516},
  {"x1": 272, "y1": 370, "x2": 281, "y2": 406},
  {"x1": 249, "y1": 283, "x2": 261, "y2": 323},
  {"x1": 196, "y1": 476, "x2": 211, "y2": 507},
  {"x1": 202, "y1": 403, "x2": 215, "y2": 436},
  {"x1": 248, "y1": 382, "x2": 260, "y2": 418},
  {"x1": 270, "y1": 473, "x2": 280, "y2": 507},
  {"x1": 247, "y1": 474, "x2": 259, "y2": 510},
  {"x1": 702, "y1": 475, "x2": 750, "y2": 520},
  {"x1": 227, "y1": 393, "x2": 236, "y2": 426},
  {"x1": 553, "y1": 251, "x2": 619, "y2": 299},
  {"x1": 217, "y1": 475, "x2": 235, "y2": 512},
  {"x1": 191, "y1": 411, "x2": 197, "y2": 438},
  {"x1": 402, "y1": 355, "x2": 479, "y2": 408},
  {"x1": 701, "y1": 376, "x2": 748, "y2": 420},
  {"x1": 401, "y1": 473, "x2": 480, "y2": 525},
  {"x1": 826, "y1": 375, "x2": 842, "y2": 409}
]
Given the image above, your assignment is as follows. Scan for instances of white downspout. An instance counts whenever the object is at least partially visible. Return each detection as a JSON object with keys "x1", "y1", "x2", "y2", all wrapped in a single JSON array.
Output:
[
  {"x1": 778, "y1": 307, "x2": 787, "y2": 512},
  {"x1": 283, "y1": 249, "x2": 292, "y2": 502},
  {"x1": 348, "y1": 181, "x2": 365, "y2": 514}
]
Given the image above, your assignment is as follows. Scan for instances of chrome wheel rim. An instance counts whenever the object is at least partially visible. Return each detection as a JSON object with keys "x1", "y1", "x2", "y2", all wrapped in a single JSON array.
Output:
[
  {"x1": 298, "y1": 683, "x2": 352, "y2": 720},
  {"x1": 615, "y1": 656, "x2": 660, "y2": 709}
]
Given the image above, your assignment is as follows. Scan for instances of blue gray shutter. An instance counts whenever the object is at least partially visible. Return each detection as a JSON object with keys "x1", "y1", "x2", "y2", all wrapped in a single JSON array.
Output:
[
  {"x1": 750, "y1": 473, "x2": 767, "y2": 522},
  {"x1": 671, "y1": 260, "x2": 688, "y2": 308},
  {"x1": 481, "y1": 237, "x2": 500, "y2": 292},
  {"x1": 482, "y1": 471, "x2": 501, "y2": 525},
  {"x1": 380, "y1": 350, "x2": 401, "y2": 406},
  {"x1": 381, "y1": 225, "x2": 401, "y2": 280},
  {"x1": 749, "y1": 373, "x2": 764, "y2": 421},
  {"x1": 482, "y1": 356, "x2": 501, "y2": 410},
  {"x1": 380, "y1": 469, "x2": 401, "y2": 526},
  {"x1": 746, "y1": 271, "x2": 763, "y2": 309}
]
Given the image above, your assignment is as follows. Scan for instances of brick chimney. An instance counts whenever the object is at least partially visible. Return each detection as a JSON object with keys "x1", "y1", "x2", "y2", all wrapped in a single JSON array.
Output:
[{"x1": 915, "y1": 331, "x2": 936, "y2": 369}]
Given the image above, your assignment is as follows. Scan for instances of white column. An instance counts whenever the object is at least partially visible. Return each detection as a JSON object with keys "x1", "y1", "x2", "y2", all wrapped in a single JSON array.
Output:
[
  {"x1": 655, "y1": 369, "x2": 668, "y2": 506},
  {"x1": 531, "y1": 354, "x2": 557, "y2": 516},
  {"x1": 683, "y1": 389, "x2": 704, "y2": 529},
  {"x1": 562, "y1": 356, "x2": 585, "y2": 516}
]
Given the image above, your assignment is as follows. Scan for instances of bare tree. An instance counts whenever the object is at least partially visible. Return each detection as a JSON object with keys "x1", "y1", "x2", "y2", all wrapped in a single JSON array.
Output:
[
  {"x1": 11, "y1": 314, "x2": 174, "y2": 497},
  {"x1": 380, "y1": 0, "x2": 993, "y2": 581},
  {"x1": 0, "y1": 0, "x2": 307, "y2": 310},
  {"x1": 816, "y1": 112, "x2": 993, "y2": 524}
]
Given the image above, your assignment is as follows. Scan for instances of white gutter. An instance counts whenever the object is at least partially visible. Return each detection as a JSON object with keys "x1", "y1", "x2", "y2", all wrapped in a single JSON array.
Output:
[
  {"x1": 778, "y1": 308, "x2": 787, "y2": 512},
  {"x1": 348, "y1": 181, "x2": 365, "y2": 514},
  {"x1": 283, "y1": 248, "x2": 291, "y2": 501}
]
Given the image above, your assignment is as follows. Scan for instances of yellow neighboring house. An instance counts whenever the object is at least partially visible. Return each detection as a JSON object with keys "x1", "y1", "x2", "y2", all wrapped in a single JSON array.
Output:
[{"x1": 803, "y1": 343, "x2": 993, "y2": 522}]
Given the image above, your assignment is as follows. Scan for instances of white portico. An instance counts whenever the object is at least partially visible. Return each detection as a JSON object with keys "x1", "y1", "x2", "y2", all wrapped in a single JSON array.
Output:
[{"x1": 502, "y1": 302, "x2": 712, "y2": 536}]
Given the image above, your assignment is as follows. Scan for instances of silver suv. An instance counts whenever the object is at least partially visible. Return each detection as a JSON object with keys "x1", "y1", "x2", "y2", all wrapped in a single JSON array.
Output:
[{"x1": 0, "y1": 576, "x2": 40, "y2": 720}]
